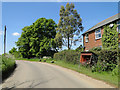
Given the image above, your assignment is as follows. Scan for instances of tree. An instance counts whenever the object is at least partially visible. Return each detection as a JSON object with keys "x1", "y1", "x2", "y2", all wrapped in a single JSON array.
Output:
[
  {"x1": 9, "y1": 47, "x2": 21, "y2": 58},
  {"x1": 75, "y1": 45, "x2": 84, "y2": 52},
  {"x1": 16, "y1": 18, "x2": 57, "y2": 58},
  {"x1": 9, "y1": 47, "x2": 17, "y2": 54},
  {"x1": 55, "y1": 3, "x2": 83, "y2": 50},
  {"x1": 102, "y1": 24, "x2": 118, "y2": 49}
]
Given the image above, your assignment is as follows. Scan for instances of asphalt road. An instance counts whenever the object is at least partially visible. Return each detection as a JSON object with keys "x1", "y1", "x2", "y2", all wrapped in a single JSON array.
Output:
[{"x1": 2, "y1": 60, "x2": 114, "y2": 88}]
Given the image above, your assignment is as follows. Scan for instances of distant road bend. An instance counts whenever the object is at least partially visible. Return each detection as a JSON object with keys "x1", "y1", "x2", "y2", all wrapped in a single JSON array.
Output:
[{"x1": 2, "y1": 60, "x2": 114, "y2": 88}]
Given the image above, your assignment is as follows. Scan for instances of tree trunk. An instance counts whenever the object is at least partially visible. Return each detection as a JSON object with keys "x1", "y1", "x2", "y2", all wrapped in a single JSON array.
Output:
[{"x1": 68, "y1": 34, "x2": 70, "y2": 50}]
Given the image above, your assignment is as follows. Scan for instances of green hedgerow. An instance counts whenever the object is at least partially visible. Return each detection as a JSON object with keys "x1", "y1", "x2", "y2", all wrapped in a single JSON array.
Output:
[
  {"x1": 54, "y1": 50, "x2": 81, "y2": 64},
  {"x1": 92, "y1": 50, "x2": 118, "y2": 72}
]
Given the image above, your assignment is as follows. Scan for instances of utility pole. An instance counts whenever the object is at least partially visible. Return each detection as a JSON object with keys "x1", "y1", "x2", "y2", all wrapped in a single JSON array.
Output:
[{"x1": 4, "y1": 25, "x2": 6, "y2": 56}]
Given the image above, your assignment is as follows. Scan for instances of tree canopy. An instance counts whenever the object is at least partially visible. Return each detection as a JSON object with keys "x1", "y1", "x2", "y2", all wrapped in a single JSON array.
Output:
[
  {"x1": 102, "y1": 24, "x2": 118, "y2": 50},
  {"x1": 16, "y1": 18, "x2": 57, "y2": 58},
  {"x1": 9, "y1": 47, "x2": 17, "y2": 54},
  {"x1": 55, "y1": 3, "x2": 83, "y2": 50},
  {"x1": 9, "y1": 47, "x2": 20, "y2": 58}
]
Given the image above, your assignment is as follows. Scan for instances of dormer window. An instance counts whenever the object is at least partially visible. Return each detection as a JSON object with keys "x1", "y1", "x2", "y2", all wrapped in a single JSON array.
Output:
[
  {"x1": 85, "y1": 33, "x2": 89, "y2": 42},
  {"x1": 95, "y1": 28, "x2": 101, "y2": 40}
]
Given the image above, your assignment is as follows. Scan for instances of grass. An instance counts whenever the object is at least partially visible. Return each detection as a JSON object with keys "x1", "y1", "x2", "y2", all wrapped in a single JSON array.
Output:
[
  {"x1": 16, "y1": 58, "x2": 118, "y2": 87},
  {"x1": 1, "y1": 55, "x2": 16, "y2": 80},
  {"x1": 16, "y1": 58, "x2": 40, "y2": 62}
]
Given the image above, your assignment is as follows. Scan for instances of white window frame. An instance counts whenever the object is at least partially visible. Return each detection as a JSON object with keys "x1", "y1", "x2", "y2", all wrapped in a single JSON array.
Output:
[
  {"x1": 117, "y1": 20, "x2": 120, "y2": 33},
  {"x1": 85, "y1": 33, "x2": 89, "y2": 43},
  {"x1": 95, "y1": 28, "x2": 101, "y2": 40}
]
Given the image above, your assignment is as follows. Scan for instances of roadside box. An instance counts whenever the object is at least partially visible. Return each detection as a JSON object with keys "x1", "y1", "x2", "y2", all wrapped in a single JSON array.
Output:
[{"x1": 80, "y1": 52, "x2": 98, "y2": 66}]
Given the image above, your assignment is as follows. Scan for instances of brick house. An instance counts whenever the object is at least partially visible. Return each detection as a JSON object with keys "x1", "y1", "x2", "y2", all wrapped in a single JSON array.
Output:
[{"x1": 82, "y1": 13, "x2": 120, "y2": 51}]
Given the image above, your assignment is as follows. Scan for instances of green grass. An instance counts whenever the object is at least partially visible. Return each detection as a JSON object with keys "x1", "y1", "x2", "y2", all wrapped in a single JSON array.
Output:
[
  {"x1": 16, "y1": 58, "x2": 40, "y2": 62},
  {"x1": 16, "y1": 58, "x2": 118, "y2": 87},
  {"x1": 1, "y1": 55, "x2": 16, "y2": 79}
]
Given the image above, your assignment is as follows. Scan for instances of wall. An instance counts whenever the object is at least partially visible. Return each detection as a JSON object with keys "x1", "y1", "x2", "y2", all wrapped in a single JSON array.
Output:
[{"x1": 83, "y1": 27, "x2": 104, "y2": 50}]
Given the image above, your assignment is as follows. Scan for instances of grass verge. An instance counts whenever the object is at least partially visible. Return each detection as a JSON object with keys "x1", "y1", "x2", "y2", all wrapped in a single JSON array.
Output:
[
  {"x1": 1, "y1": 55, "x2": 16, "y2": 82},
  {"x1": 16, "y1": 58, "x2": 118, "y2": 87}
]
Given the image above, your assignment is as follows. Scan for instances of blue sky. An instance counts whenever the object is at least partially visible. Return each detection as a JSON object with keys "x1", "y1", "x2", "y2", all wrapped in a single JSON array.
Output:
[{"x1": 0, "y1": 2, "x2": 118, "y2": 54}]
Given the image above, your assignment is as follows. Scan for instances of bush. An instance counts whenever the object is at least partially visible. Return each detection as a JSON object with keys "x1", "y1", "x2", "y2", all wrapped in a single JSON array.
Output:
[
  {"x1": 54, "y1": 50, "x2": 80, "y2": 64},
  {"x1": 0, "y1": 55, "x2": 16, "y2": 78},
  {"x1": 112, "y1": 65, "x2": 118, "y2": 76},
  {"x1": 53, "y1": 50, "x2": 68, "y2": 61},
  {"x1": 90, "y1": 47, "x2": 102, "y2": 51},
  {"x1": 92, "y1": 50, "x2": 118, "y2": 72}
]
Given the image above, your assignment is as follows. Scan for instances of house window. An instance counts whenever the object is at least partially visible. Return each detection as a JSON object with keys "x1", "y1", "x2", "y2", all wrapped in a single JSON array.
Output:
[
  {"x1": 117, "y1": 20, "x2": 120, "y2": 33},
  {"x1": 95, "y1": 28, "x2": 101, "y2": 39},
  {"x1": 119, "y1": 43, "x2": 120, "y2": 48},
  {"x1": 118, "y1": 25, "x2": 120, "y2": 33},
  {"x1": 85, "y1": 33, "x2": 89, "y2": 42}
]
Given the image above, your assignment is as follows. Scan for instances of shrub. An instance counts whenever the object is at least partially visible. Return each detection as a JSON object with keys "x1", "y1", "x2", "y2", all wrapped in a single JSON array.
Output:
[
  {"x1": 90, "y1": 47, "x2": 102, "y2": 51},
  {"x1": 1, "y1": 55, "x2": 16, "y2": 78},
  {"x1": 53, "y1": 50, "x2": 68, "y2": 61},
  {"x1": 54, "y1": 50, "x2": 80, "y2": 64},
  {"x1": 92, "y1": 50, "x2": 118, "y2": 72},
  {"x1": 112, "y1": 65, "x2": 118, "y2": 76}
]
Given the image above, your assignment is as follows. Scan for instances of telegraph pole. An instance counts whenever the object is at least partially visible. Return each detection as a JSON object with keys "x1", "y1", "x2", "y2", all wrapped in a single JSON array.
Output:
[{"x1": 4, "y1": 25, "x2": 6, "y2": 56}]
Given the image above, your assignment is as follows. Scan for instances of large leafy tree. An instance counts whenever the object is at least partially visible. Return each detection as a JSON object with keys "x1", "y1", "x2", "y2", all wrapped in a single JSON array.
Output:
[
  {"x1": 55, "y1": 3, "x2": 83, "y2": 50},
  {"x1": 16, "y1": 18, "x2": 57, "y2": 58},
  {"x1": 102, "y1": 24, "x2": 118, "y2": 49}
]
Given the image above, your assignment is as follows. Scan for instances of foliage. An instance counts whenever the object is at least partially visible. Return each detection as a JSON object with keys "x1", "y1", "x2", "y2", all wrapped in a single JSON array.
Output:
[
  {"x1": 9, "y1": 47, "x2": 21, "y2": 58},
  {"x1": 16, "y1": 18, "x2": 57, "y2": 58},
  {"x1": 0, "y1": 55, "x2": 16, "y2": 78},
  {"x1": 112, "y1": 65, "x2": 118, "y2": 76},
  {"x1": 54, "y1": 50, "x2": 80, "y2": 64},
  {"x1": 92, "y1": 50, "x2": 118, "y2": 72},
  {"x1": 102, "y1": 24, "x2": 118, "y2": 49},
  {"x1": 90, "y1": 47, "x2": 102, "y2": 51},
  {"x1": 55, "y1": 3, "x2": 83, "y2": 50},
  {"x1": 9, "y1": 47, "x2": 17, "y2": 54},
  {"x1": 75, "y1": 45, "x2": 84, "y2": 52}
]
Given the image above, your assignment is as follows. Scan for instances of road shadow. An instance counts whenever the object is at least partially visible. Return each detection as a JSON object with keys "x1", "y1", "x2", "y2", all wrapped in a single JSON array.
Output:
[
  {"x1": 2, "y1": 78, "x2": 54, "y2": 89},
  {"x1": 1, "y1": 63, "x2": 17, "y2": 84}
]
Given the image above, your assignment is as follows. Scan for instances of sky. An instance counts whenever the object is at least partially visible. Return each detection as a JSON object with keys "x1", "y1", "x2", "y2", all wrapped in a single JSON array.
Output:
[{"x1": 0, "y1": 2, "x2": 118, "y2": 55}]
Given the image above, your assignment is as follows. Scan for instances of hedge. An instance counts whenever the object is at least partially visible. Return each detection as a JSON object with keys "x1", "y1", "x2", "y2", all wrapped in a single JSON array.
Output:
[
  {"x1": 54, "y1": 50, "x2": 80, "y2": 64},
  {"x1": 54, "y1": 49, "x2": 118, "y2": 73},
  {"x1": 0, "y1": 55, "x2": 16, "y2": 79},
  {"x1": 92, "y1": 50, "x2": 118, "y2": 72}
]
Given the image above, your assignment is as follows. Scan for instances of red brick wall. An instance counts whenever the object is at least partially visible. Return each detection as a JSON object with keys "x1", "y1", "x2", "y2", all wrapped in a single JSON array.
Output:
[{"x1": 83, "y1": 27, "x2": 104, "y2": 50}]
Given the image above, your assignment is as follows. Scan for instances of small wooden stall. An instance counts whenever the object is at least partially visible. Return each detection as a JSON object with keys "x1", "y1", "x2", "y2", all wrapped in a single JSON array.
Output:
[{"x1": 80, "y1": 52, "x2": 98, "y2": 66}]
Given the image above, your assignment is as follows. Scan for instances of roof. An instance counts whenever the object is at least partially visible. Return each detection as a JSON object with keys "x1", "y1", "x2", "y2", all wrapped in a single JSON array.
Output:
[
  {"x1": 81, "y1": 51, "x2": 97, "y2": 56},
  {"x1": 82, "y1": 13, "x2": 120, "y2": 35}
]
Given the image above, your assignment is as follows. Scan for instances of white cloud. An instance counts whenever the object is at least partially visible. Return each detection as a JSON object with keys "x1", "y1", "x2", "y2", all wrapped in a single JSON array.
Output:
[
  {"x1": 0, "y1": 31, "x2": 3, "y2": 36},
  {"x1": 12, "y1": 32, "x2": 20, "y2": 36}
]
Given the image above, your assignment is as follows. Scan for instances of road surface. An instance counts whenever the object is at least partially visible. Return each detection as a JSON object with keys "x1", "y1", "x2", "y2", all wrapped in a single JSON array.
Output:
[{"x1": 2, "y1": 60, "x2": 114, "y2": 88}]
